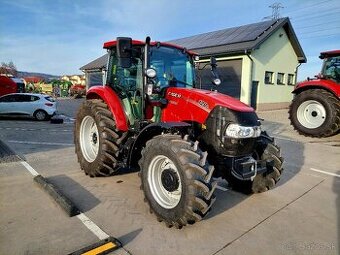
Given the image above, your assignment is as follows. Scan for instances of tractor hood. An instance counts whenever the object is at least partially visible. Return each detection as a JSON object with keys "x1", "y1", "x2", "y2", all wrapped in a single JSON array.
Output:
[
  {"x1": 186, "y1": 88, "x2": 254, "y2": 112},
  {"x1": 162, "y1": 87, "x2": 254, "y2": 124}
]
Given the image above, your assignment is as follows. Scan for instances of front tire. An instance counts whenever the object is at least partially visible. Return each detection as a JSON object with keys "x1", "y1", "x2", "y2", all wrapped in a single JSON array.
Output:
[
  {"x1": 139, "y1": 134, "x2": 216, "y2": 228},
  {"x1": 289, "y1": 89, "x2": 340, "y2": 137},
  {"x1": 225, "y1": 132, "x2": 284, "y2": 194},
  {"x1": 74, "y1": 99, "x2": 126, "y2": 177}
]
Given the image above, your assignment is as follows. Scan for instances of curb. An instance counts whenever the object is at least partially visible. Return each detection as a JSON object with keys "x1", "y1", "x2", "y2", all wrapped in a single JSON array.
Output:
[
  {"x1": 0, "y1": 139, "x2": 23, "y2": 163},
  {"x1": 33, "y1": 175, "x2": 80, "y2": 217}
]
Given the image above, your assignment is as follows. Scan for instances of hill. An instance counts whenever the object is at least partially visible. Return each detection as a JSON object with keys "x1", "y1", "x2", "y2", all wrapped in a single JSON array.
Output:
[{"x1": 17, "y1": 71, "x2": 60, "y2": 81}]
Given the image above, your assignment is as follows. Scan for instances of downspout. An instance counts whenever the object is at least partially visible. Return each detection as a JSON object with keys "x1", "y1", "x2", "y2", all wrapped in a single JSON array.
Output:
[
  {"x1": 245, "y1": 50, "x2": 254, "y2": 106},
  {"x1": 294, "y1": 63, "x2": 302, "y2": 85}
]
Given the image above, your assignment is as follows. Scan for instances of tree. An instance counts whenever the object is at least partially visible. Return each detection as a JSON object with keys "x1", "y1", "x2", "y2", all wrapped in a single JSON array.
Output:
[{"x1": 0, "y1": 61, "x2": 18, "y2": 77}]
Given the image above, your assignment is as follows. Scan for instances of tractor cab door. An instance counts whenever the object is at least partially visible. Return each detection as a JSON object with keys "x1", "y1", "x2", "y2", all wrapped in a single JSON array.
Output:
[{"x1": 107, "y1": 48, "x2": 143, "y2": 126}]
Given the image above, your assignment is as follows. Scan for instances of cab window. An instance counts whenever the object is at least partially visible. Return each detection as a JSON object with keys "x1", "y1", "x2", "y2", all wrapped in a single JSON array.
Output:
[{"x1": 107, "y1": 48, "x2": 143, "y2": 93}]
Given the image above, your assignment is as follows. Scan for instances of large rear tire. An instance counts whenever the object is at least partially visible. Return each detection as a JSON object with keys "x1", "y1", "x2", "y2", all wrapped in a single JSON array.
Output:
[
  {"x1": 139, "y1": 134, "x2": 217, "y2": 228},
  {"x1": 289, "y1": 89, "x2": 340, "y2": 137},
  {"x1": 225, "y1": 132, "x2": 284, "y2": 194},
  {"x1": 74, "y1": 99, "x2": 126, "y2": 177}
]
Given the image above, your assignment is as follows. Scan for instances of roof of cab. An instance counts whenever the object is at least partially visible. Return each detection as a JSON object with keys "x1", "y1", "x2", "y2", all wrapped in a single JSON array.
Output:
[
  {"x1": 103, "y1": 39, "x2": 197, "y2": 55},
  {"x1": 319, "y1": 50, "x2": 340, "y2": 59}
]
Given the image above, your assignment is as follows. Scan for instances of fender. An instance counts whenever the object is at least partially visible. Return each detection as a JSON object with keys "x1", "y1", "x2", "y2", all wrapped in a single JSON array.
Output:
[
  {"x1": 86, "y1": 86, "x2": 129, "y2": 131},
  {"x1": 127, "y1": 122, "x2": 191, "y2": 167},
  {"x1": 293, "y1": 79, "x2": 340, "y2": 98}
]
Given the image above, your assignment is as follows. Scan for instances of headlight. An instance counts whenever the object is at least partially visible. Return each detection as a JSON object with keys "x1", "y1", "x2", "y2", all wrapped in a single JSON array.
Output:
[{"x1": 225, "y1": 124, "x2": 261, "y2": 139}]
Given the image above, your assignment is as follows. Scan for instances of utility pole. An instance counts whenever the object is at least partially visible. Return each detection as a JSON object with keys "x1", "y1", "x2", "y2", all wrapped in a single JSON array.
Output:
[{"x1": 269, "y1": 2, "x2": 284, "y2": 20}]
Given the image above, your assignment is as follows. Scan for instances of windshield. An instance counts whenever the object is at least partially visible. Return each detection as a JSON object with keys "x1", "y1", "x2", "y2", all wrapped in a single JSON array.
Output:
[
  {"x1": 322, "y1": 56, "x2": 340, "y2": 83},
  {"x1": 150, "y1": 46, "x2": 195, "y2": 89}
]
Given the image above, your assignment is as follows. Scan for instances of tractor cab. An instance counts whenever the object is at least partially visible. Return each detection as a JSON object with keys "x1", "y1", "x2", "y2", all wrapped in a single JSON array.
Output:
[
  {"x1": 319, "y1": 50, "x2": 340, "y2": 83},
  {"x1": 104, "y1": 37, "x2": 217, "y2": 128}
]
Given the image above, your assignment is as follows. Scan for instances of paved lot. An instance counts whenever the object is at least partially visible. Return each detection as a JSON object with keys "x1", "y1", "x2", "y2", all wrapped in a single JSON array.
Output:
[{"x1": 0, "y1": 99, "x2": 339, "y2": 255}]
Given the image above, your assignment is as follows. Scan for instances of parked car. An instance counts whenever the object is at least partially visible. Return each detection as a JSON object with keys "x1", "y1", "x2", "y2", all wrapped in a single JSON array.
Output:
[{"x1": 0, "y1": 93, "x2": 56, "y2": 120}]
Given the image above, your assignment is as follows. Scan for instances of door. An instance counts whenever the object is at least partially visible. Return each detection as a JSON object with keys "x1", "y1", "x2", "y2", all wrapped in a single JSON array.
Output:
[
  {"x1": 197, "y1": 59, "x2": 242, "y2": 99},
  {"x1": 0, "y1": 94, "x2": 17, "y2": 114}
]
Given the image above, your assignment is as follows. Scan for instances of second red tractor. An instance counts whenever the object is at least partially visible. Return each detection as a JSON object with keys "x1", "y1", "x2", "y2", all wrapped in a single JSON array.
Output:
[{"x1": 289, "y1": 50, "x2": 340, "y2": 137}]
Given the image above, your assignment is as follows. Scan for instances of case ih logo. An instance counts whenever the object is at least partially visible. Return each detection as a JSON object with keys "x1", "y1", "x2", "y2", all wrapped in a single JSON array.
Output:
[
  {"x1": 198, "y1": 100, "x2": 209, "y2": 109},
  {"x1": 168, "y1": 92, "x2": 182, "y2": 98}
]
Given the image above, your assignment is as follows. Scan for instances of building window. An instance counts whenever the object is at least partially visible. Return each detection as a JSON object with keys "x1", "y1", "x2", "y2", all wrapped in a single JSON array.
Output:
[
  {"x1": 264, "y1": 71, "x2": 274, "y2": 84},
  {"x1": 277, "y1": 73, "x2": 285, "y2": 85},
  {"x1": 287, "y1": 74, "x2": 295, "y2": 85}
]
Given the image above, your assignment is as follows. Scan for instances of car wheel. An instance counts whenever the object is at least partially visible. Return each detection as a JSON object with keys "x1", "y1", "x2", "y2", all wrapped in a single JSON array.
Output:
[{"x1": 34, "y1": 110, "x2": 48, "y2": 121}]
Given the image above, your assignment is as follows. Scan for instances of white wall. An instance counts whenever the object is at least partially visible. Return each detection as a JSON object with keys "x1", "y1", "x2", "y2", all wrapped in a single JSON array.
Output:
[{"x1": 252, "y1": 27, "x2": 300, "y2": 105}]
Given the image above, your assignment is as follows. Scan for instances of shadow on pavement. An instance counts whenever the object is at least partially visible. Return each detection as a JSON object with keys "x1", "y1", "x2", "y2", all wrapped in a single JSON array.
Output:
[
  {"x1": 274, "y1": 137, "x2": 305, "y2": 188},
  {"x1": 118, "y1": 228, "x2": 143, "y2": 246},
  {"x1": 47, "y1": 174, "x2": 100, "y2": 213},
  {"x1": 206, "y1": 189, "x2": 247, "y2": 219},
  {"x1": 0, "y1": 116, "x2": 40, "y2": 121}
]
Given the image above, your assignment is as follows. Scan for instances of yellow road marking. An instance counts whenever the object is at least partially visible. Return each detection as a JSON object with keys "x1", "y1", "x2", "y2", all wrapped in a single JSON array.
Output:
[{"x1": 81, "y1": 242, "x2": 116, "y2": 255}]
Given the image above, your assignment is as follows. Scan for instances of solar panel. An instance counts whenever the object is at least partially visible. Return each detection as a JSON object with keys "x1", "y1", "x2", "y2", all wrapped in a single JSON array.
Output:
[{"x1": 169, "y1": 19, "x2": 278, "y2": 50}]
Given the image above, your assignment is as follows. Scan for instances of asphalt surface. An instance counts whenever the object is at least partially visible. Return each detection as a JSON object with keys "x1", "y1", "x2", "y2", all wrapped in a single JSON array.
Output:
[{"x1": 0, "y1": 98, "x2": 339, "y2": 255}]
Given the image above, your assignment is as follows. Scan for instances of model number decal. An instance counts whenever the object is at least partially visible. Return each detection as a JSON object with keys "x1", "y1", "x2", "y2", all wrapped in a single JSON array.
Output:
[
  {"x1": 198, "y1": 100, "x2": 209, "y2": 109},
  {"x1": 168, "y1": 92, "x2": 182, "y2": 98}
]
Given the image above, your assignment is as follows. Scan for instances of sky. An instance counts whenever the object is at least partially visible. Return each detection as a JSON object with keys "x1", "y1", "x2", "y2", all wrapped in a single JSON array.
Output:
[{"x1": 0, "y1": 0, "x2": 339, "y2": 81}]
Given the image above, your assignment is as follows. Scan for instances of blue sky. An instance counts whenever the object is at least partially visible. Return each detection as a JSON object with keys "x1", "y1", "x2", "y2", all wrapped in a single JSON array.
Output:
[{"x1": 0, "y1": 0, "x2": 339, "y2": 81}]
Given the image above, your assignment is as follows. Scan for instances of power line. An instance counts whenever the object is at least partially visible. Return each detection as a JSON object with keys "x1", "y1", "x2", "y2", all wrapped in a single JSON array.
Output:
[
  {"x1": 289, "y1": 6, "x2": 340, "y2": 21},
  {"x1": 300, "y1": 32, "x2": 340, "y2": 39},
  {"x1": 295, "y1": 20, "x2": 339, "y2": 30},
  {"x1": 290, "y1": 9, "x2": 340, "y2": 21},
  {"x1": 285, "y1": 0, "x2": 333, "y2": 15},
  {"x1": 299, "y1": 26, "x2": 340, "y2": 35}
]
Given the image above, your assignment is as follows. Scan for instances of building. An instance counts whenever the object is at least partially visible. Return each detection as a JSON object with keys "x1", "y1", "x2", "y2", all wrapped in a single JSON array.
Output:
[
  {"x1": 61, "y1": 74, "x2": 86, "y2": 85},
  {"x1": 80, "y1": 17, "x2": 306, "y2": 110}
]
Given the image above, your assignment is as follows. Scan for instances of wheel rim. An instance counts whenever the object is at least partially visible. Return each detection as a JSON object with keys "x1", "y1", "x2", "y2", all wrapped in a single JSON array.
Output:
[
  {"x1": 36, "y1": 111, "x2": 46, "y2": 120},
  {"x1": 79, "y1": 116, "x2": 99, "y2": 163},
  {"x1": 148, "y1": 155, "x2": 182, "y2": 209},
  {"x1": 297, "y1": 100, "x2": 326, "y2": 129}
]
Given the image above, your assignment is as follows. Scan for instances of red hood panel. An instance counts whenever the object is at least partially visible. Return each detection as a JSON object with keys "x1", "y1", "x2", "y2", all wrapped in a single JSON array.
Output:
[
  {"x1": 189, "y1": 89, "x2": 254, "y2": 112},
  {"x1": 161, "y1": 87, "x2": 254, "y2": 124}
]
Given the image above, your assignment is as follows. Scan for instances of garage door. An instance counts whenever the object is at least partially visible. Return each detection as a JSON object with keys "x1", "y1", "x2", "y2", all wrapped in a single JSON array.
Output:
[{"x1": 197, "y1": 59, "x2": 242, "y2": 99}]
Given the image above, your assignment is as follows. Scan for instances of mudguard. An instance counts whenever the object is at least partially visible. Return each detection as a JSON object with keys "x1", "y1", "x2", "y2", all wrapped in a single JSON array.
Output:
[
  {"x1": 86, "y1": 86, "x2": 129, "y2": 131},
  {"x1": 293, "y1": 79, "x2": 340, "y2": 98}
]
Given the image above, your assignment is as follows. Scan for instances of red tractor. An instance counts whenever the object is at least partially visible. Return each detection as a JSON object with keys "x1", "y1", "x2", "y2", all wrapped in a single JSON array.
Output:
[
  {"x1": 75, "y1": 37, "x2": 283, "y2": 228},
  {"x1": 289, "y1": 50, "x2": 340, "y2": 137}
]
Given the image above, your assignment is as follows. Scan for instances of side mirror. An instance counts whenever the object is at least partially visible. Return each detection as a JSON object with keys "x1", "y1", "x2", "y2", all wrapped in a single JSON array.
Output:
[
  {"x1": 116, "y1": 37, "x2": 132, "y2": 68},
  {"x1": 210, "y1": 56, "x2": 217, "y2": 67},
  {"x1": 210, "y1": 57, "x2": 221, "y2": 86}
]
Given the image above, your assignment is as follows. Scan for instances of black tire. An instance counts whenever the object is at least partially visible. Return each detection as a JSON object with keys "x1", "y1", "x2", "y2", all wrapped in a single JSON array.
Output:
[
  {"x1": 139, "y1": 134, "x2": 217, "y2": 228},
  {"x1": 225, "y1": 132, "x2": 284, "y2": 194},
  {"x1": 74, "y1": 99, "x2": 127, "y2": 177},
  {"x1": 34, "y1": 110, "x2": 49, "y2": 121},
  {"x1": 289, "y1": 89, "x2": 340, "y2": 137}
]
